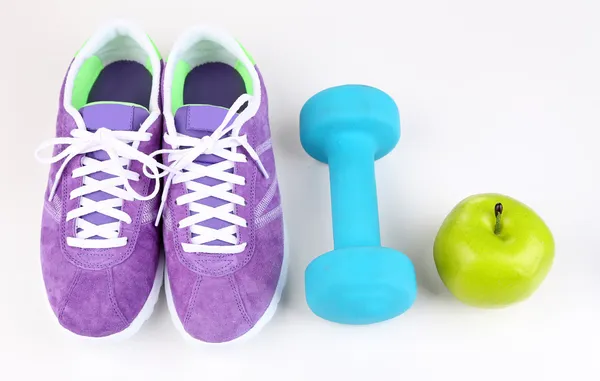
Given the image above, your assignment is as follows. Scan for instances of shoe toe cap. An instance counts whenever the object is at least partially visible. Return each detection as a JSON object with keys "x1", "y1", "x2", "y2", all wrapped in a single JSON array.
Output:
[
  {"x1": 57, "y1": 269, "x2": 129, "y2": 337},
  {"x1": 178, "y1": 274, "x2": 252, "y2": 343},
  {"x1": 170, "y1": 272, "x2": 281, "y2": 344}
]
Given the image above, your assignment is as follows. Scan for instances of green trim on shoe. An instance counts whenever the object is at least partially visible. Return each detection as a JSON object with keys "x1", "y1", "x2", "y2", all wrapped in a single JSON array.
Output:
[
  {"x1": 238, "y1": 41, "x2": 255, "y2": 65},
  {"x1": 72, "y1": 56, "x2": 103, "y2": 110},
  {"x1": 237, "y1": 41, "x2": 255, "y2": 95},
  {"x1": 235, "y1": 60, "x2": 254, "y2": 96},
  {"x1": 171, "y1": 60, "x2": 192, "y2": 113}
]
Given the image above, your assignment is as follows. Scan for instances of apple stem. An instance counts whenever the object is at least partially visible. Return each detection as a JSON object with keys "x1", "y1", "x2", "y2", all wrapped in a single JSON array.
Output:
[{"x1": 494, "y1": 203, "x2": 503, "y2": 235}]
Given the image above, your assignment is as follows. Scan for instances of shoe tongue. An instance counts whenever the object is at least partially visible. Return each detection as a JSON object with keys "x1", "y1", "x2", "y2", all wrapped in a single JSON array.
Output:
[
  {"x1": 174, "y1": 105, "x2": 238, "y2": 164},
  {"x1": 80, "y1": 102, "x2": 150, "y2": 160},
  {"x1": 77, "y1": 102, "x2": 149, "y2": 228},
  {"x1": 174, "y1": 105, "x2": 238, "y2": 246},
  {"x1": 80, "y1": 102, "x2": 149, "y2": 131}
]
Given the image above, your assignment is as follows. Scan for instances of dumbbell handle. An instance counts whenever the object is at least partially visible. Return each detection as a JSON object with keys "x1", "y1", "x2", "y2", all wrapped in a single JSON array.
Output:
[{"x1": 328, "y1": 133, "x2": 381, "y2": 249}]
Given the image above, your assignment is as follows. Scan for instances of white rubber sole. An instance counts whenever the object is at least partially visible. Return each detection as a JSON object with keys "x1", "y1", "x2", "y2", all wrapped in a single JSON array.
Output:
[
  {"x1": 165, "y1": 230, "x2": 289, "y2": 345},
  {"x1": 49, "y1": 256, "x2": 164, "y2": 342}
]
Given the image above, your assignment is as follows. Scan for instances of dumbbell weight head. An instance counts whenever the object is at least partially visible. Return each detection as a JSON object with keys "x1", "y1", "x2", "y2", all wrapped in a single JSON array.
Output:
[
  {"x1": 305, "y1": 247, "x2": 417, "y2": 324},
  {"x1": 300, "y1": 85, "x2": 400, "y2": 163},
  {"x1": 300, "y1": 85, "x2": 417, "y2": 324}
]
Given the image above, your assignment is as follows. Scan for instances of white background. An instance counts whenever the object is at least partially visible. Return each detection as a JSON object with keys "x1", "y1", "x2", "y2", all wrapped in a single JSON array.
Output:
[{"x1": 2, "y1": 0, "x2": 599, "y2": 380}]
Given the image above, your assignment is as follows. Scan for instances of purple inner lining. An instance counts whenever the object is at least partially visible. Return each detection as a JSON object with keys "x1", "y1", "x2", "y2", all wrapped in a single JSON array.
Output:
[
  {"x1": 88, "y1": 61, "x2": 152, "y2": 109},
  {"x1": 184, "y1": 62, "x2": 247, "y2": 111}
]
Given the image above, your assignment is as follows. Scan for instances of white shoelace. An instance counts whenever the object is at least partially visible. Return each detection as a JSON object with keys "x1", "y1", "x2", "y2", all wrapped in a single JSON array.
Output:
[
  {"x1": 150, "y1": 94, "x2": 269, "y2": 254},
  {"x1": 36, "y1": 127, "x2": 162, "y2": 249}
]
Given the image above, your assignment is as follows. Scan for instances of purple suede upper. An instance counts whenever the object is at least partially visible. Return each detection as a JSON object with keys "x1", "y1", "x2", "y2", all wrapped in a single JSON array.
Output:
[
  {"x1": 40, "y1": 62, "x2": 163, "y2": 337},
  {"x1": 163, "y1": 68, "x2": 284, "y2": 343}
]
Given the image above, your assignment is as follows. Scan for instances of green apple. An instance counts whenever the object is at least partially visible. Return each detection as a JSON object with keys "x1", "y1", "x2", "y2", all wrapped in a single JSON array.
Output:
[{"x1": 434, "y1": 194, "x2": 554, "y2": 307}]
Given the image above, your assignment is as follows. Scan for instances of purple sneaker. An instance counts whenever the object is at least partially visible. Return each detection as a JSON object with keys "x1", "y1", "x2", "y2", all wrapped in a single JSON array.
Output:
[
  {"x1": 35, "y1": 23, "x2": 164, "y2": 339},
  {"x1": 159, "y1": 27, "x2": 287, "y2": 343}
]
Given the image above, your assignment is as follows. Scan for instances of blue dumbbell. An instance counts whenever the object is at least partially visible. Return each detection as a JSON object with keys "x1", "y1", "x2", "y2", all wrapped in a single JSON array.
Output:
[{"x1": 300, "y1": 85, "x2": 417, "y2": 325}]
